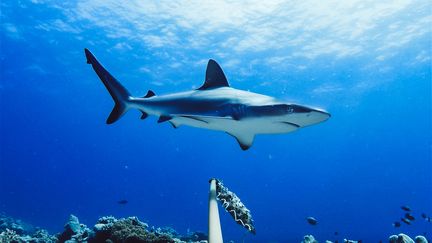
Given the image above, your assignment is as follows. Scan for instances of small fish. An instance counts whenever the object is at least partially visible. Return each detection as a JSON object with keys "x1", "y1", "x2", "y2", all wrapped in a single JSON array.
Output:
[
  {"x1": 405, "y1": 213, "x2": 415, "y2": 221},
  {"x1": 117, "y1": 199, "x2": 128, "y2": 205},
  {"x1": 392, "y1": 222, "x2": 401, "y2": 228},
  {"x1": 401, "y1": 218, "x2": 411, "y2": 225},
  {"x1": 306, "y1": 217, "x2": 318, "y2": 225},
  {"x1": 421, "y1": 213, "x2": 431, "y2": 222},
  {"x1": 335, "y1": 231, "x2": 339, "y2": 235},
  {"x1": 401, "y1": 206, "x2": 411, "y2": 211}
]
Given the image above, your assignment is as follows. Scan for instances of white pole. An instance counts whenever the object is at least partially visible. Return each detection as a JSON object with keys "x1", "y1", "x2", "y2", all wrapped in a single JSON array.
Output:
[{"x1": 208, "y1": 179, "x2": 223, "y2": 243}]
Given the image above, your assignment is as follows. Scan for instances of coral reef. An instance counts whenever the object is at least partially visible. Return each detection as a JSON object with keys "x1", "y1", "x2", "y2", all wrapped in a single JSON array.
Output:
[
  {"x1": 180, "y1": 231, "x2": 208, "y2": 242},
  {"x1": 414, "y1": 235, "x2": 428, "y2": 243},
  {"x1": 389, "y1": 233, "x2": 429, "y2": 243},
  {"x1": 0, "y1": 229, "x2": 22, "y2": 243},
  {"x1": 1, "y1": 213, "x2": 430, "y2": 243},
  {"x1": 302, "y1": 234, "x2": 318, "y2": 243},
  {"x1": 0, "y1": 213, "x2": 207, "y2": 243},
  {"x1": 306, "y1": 233, "x2": 429, "y2": 243},
  {"x1": 90, "y1": 216, "x2": 175, "y2": 243},
  {"x1": 0, "y1": 213, "x2": 56, "y2": 243},
  {"x1": 0, "y1": 212, "x2": 34, "y2": 235},
  {"x1": 90, "y1": 216, "x2": 206, "y2": 243},
  {"x1": 0, "y1": 228, "x2": 57, "y2": 243},
  {"x1": 389, "y1": 233, "x2": 415, "y2": 243},
  {"x1": 57, "y1": 214, "x2": 92, "y2": 242},
  {"x1": 343, "y1": 239, "x2": 361, "y2": 243}
]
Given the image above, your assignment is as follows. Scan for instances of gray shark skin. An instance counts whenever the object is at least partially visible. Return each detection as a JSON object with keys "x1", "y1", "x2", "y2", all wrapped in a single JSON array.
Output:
[{"x1": 84, "y1": 48, "x2": 330, "y2": 150}]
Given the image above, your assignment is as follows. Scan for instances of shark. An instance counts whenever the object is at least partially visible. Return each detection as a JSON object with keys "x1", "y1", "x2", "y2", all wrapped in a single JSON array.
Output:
[{"x1": 84, "y1": 48, "x2": 330, "y2": 150}]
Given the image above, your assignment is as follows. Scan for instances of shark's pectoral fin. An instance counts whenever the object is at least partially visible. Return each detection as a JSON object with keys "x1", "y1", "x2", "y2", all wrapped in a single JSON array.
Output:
[
  {"x1": 158, "y1": 115, "x2": 172, "y2": 123},
  {"x1": 227, "y1": 132, "x2": 255, "y2": 151}
]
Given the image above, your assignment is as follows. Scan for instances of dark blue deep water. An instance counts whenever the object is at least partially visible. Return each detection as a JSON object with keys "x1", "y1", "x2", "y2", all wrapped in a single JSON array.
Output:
[{"x1": 1, "y1": 1, "x2": 431, "y2": 242}]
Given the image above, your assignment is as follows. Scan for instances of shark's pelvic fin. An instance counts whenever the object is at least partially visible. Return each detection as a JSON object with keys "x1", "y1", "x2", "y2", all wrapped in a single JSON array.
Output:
[
  {"x1": 85, "y1": 48, "x2": 131, "y2": 124},
  {"x1": 227, "y1": 132, "x2": 255, "y2": 150},
  {"x1": 143, "y1": 90, "x2": 156, "y2": 98},
  {"x1": 197, "y1": 59, "x2": 229, "y2": 90}
]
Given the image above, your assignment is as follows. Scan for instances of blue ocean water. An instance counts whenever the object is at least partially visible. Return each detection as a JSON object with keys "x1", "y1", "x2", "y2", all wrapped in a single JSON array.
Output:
[{"x1": 0, "y1": 1, "x2": 431, "y2": 242}]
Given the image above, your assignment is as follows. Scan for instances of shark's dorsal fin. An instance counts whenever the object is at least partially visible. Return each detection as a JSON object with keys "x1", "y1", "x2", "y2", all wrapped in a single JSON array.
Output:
[
  {"x1": 227, "y1": 132, "x2": 255, "y2": 150},
  {"x1": 143, "y1": 90, "x2": 155, "y2": 98},
  {"x1": 197, "y1": 59, "x2": 229, "y2": 90}
]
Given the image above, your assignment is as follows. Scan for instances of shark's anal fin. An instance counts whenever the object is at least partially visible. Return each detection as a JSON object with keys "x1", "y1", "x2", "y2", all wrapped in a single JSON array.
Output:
[
  {"x1": 227, "y1": 132, "x2": 255, "y2": 151},
  {"x1": 140, "y1": 111, "x2": 148, "y2": 120},
  {"x1": 158, "y1": 115, "x2": 172, "y2": 123},
  {"x1": 197, "y1": 59, "x2": 229, "y2": 90},
  {"x1": 143, "y1": 90, "x2": 156, "y2": 98}
]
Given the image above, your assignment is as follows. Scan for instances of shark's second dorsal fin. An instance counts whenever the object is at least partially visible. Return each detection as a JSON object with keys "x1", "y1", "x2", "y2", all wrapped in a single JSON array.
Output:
[
  {"x1": 143, "y1": 90, "x2": 156, "y2": 98},
  {"x1": 197, "y1": 59, "x2": 229, "y2": 90}
]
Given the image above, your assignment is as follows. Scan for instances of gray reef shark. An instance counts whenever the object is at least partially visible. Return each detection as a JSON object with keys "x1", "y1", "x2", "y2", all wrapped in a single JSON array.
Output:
[{"x1": 84, "y1": 48, "x2": 330, "y2": 150}]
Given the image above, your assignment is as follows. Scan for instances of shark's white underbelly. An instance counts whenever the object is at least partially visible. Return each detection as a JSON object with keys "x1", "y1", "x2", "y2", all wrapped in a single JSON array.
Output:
[{"x1": 169, "y1": 116, "x2": 298, "y2": 135}]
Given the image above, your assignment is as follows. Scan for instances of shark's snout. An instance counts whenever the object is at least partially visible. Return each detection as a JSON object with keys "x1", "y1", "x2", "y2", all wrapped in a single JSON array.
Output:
[
  {"x1": 283, "y1": 105, "x2": 330, "y2": 127},
  {"x1": 290, "y1": 105, "x2": 330, "y2": 121},
  {"x1": 310, "y1": 109, "x2": 331, "y2": 123}
]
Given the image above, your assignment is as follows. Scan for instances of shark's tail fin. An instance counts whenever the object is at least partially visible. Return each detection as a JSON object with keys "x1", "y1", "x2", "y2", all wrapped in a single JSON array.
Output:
[{"x1": 85, "y1": 48, "x2": 131, "y2": 124}]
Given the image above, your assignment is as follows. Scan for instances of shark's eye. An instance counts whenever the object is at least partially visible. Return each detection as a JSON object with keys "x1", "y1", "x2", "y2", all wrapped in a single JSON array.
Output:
[{"x1": 287, "y1": 106, "x2": 294, "y2": 114}]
